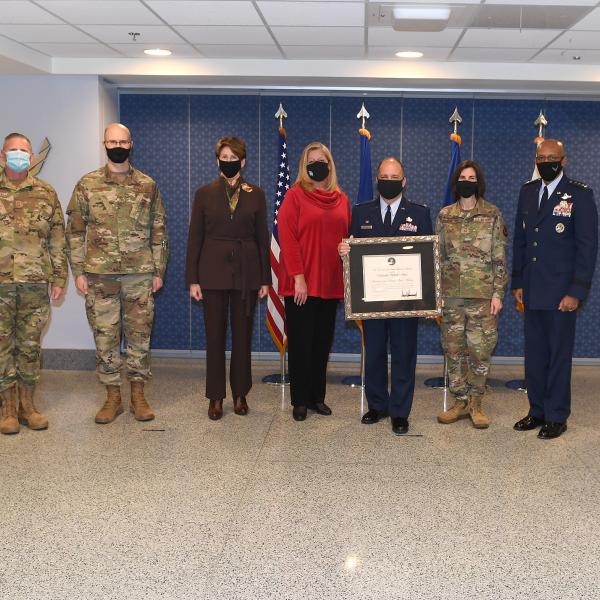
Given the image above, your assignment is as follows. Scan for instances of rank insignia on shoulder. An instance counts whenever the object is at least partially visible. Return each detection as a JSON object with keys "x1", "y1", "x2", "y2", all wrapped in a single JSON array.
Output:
[
  {"x1": 241, "y1": 183, "x2": 253, "y2": 192},
  {"x1": 569, "y1": 179, "x2": 588, "y2": 190}
]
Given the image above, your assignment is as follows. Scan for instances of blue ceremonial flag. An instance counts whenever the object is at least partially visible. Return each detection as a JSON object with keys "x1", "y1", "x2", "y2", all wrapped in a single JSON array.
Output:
[
  {"x1": 443, "y1": 133, "x2": 462, "y2": 206},
  {"x1": 357, "y1": 130, "x2": 373, "y2": 204}
]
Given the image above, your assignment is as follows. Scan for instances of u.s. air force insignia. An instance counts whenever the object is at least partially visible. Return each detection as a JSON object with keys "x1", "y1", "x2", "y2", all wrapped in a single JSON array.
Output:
[
  {"x1": 556, "y1": 223, "x2": 565, "y2": 233},
  {"x1": 241, "y1": 183, "x2": 253, "y2": 192}
]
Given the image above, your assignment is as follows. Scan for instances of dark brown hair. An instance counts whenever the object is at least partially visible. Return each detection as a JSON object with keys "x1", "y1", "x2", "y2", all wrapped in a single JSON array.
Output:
[
  {"x1": 215, "y1": 136, "x2": 246, "y2": 161},
  {"x1": 451, "y1": 159, "x2": 486, "y2": 201}
]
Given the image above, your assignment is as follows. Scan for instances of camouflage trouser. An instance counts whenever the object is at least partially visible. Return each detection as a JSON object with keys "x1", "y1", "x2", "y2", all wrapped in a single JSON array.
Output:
[
  {"x1": 0, "y1": 283, "x2": 50, "y2": 392},
  {"x1": 85, "y1": 273, "x2": 154, "y2": 387},
  {"x1": 441, "y1": 297, "x2": 498, "y2": 401}
]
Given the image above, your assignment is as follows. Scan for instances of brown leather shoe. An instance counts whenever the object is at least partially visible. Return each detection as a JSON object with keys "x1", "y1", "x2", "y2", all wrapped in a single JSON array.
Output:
[
  {"x1": 18, "y1": 384, "x2": 49, "y2": 430},
  {"x1": 208, "y1": 399, "x2": 223, "y2": 421},
  {"x1": 130, "y1": 381, "x2": 155, "y2": 421},
  {"x1": 233, "y1": 396, "x2": 249, "y2": 416},
  {"x1": 0, "y1": 387, "x2": 20, "y2": 435},
  {"x1": 95, "y1": 386, "x2": 123, "y2": 424}
]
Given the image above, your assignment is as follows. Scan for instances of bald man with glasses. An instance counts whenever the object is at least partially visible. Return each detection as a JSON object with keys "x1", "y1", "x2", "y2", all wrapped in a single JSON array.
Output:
[{"x1": 512, "y1": 139, "x2": 598, "y2": 439}]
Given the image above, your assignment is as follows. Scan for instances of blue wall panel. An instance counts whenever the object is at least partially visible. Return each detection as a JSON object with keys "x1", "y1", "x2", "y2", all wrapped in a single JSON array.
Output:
[
  {"x1": 119, "y1": 93, "x2": 600, "y2": 359},
  {"x1": 120, "y1": 94, "x2": 190, "y2": 350}
]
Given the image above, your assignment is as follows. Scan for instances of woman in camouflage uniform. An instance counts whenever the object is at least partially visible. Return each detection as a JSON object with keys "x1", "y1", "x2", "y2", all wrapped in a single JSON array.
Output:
[{"x1": 436, "y1": 160, "x2": 508, "y2": 428}]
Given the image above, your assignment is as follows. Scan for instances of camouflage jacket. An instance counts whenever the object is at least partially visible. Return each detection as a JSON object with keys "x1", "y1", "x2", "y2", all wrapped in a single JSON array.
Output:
[
  {"x1": 66, "y1": 165, "x2": 169, "y2": 278},
  {"x1": 0, "y1": 170, "x2": 68, "y2": 287},
  {"x1": 436, "y1": 198, "x2": 508, "y2": 299}
]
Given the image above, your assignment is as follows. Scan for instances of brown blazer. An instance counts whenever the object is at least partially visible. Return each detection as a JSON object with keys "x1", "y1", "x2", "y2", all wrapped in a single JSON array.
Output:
[{"x1": 185, "y1": 177, "x2": 271, "y2": 292}]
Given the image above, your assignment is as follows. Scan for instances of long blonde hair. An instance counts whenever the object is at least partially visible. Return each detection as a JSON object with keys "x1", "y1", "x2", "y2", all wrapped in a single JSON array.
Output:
[{"x1": 294, "y1": 141, "x2": 340, "y2": 192}]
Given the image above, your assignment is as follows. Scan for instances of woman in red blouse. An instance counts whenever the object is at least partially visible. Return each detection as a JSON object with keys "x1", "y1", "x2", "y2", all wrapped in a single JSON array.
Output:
[{"x1": 277, "y1": 142, "x2": 351, "y2": 421}]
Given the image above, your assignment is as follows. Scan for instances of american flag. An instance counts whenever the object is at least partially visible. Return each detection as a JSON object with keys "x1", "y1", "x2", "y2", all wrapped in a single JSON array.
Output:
[{"x1": 266, "y1": 128, "x2": 290, "y2": 353}]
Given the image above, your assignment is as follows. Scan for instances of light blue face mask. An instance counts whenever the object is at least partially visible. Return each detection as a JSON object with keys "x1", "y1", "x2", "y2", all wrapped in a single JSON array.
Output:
[{"x1": 5, "y1": 149, "x2": 31, "y2": 173}]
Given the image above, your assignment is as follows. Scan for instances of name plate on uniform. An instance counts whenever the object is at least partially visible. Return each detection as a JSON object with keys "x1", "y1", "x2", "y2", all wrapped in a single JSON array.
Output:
[{"x1": 342, "y1": 235, "x2": 442, "y2": 320}]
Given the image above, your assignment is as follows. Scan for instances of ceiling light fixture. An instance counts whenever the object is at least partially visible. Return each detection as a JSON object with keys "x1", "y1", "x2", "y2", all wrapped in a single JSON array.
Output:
[
  {"x1": 144, "y1": 48, "x2": 172, "y2": 57},
  {"x1": 572, "y1": 55, "x2": 582, "y2": 60},
  {"x1": 392, "y1": 7, "x2": 451, "y2": 32},
  {"x1": 395, "y1": 51, "x2": 424, "y2": 59}
]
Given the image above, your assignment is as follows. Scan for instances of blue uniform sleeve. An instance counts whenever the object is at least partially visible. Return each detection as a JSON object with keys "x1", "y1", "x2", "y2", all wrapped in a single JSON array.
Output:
[
  {"x1": 567, "y1": 188, "x2": 598, "y2": 301},
  {"x1": 511, "y1": 189, "x2": 527, "y2": 290},
  {"x1": 421, "y1": 206, "x2": 433, "y2": 235},
  {"x1": 350, "y1": 206, "x2": 361, "y2": 237}
]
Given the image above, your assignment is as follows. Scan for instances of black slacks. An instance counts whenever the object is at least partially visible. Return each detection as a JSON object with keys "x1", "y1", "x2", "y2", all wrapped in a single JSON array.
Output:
[
  {"x1": 284, "y1": 296, "x2": 338, "y2": 407},
  {"x1": 202, "y1": 289, "x2": 257, "y2": 401}
]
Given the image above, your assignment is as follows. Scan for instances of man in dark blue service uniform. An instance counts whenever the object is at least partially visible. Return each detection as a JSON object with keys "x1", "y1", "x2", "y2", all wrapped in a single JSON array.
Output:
[
  {"x1": 339, "y1": 157, "x2": 432, "y2": 435},
  {"x1": 512, "y1": 139, "x2": 598, "y2": 439}
]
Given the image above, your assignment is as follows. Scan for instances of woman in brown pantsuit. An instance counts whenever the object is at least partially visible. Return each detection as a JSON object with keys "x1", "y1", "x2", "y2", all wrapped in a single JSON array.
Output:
[{"x1": 186, "y1": 137, "x2": 271, "y2": 420}]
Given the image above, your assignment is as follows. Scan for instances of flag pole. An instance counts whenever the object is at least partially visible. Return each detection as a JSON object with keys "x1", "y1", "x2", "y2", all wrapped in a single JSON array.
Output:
[
  {"x1": 425, "y1": 107, "x2": 462, "y2": 391},
  {"x1": 263, "y1": 103, "x2": 290, "y2": 388},
  {"x1": 506, "y1": 110, "x2": 547, "y2": 393},
  {"x1": 342, "y1": 102, "x2": 371, "y2": 389}
]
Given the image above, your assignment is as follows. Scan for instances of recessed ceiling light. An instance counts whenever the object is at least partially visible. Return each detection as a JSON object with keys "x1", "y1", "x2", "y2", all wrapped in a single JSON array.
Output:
[
  {"x1": 572, "y1": 55, "x2": 582, "y2": 60},
  {"x1": 395, "y1": 51, "x2": 424, "y2": 59},
  {"x1": 144, "y1": 48, "x2": 172, "y2": 57}
]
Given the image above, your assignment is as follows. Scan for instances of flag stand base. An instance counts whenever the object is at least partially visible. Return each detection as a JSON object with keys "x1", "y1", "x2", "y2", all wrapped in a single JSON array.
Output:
[
  {"x1": 505, "y1": 379, "x2": 527, "y2": 392},
  {"x1": 341, "y1": 375, "x2": 363, "y2": 388},
  {"x1": 262, "y1": 374, "x2": 290, "y2": 385}
]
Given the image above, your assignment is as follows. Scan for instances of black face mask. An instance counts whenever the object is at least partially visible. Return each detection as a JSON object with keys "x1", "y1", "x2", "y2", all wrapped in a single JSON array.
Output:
[
  {"x1": 377, "y1": 179, "x2": 403, "y2": 200},
  {"x1": 106, "y1": 146, "x2": 130, "y2": 164},
  {"x1": 219, "y1": 159, "x2": 242, "y2": 179},
  {"x1": 537, "y1": 160, "x2": 563, "y2": 182},
  {"x1": 306, "y1": 161, "x2": 329, "y2": 182},
  {"x1": 456, "y1": 180, "x2": 478, "y2": 199}
]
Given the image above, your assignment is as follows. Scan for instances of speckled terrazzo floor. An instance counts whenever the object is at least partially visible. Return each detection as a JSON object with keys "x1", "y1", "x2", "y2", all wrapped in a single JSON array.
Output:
[{"x1": 2, "y1": 359, "x2": 599, "y2": 600}]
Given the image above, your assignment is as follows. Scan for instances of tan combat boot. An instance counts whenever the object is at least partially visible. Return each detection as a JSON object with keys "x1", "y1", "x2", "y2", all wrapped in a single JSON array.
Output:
[
  {"x1": 0, "y1": 386, "x2": 20, "y2": 435},
  {"x1": 437, "y1": 398, "x2": 469, "y2": 424},
  {"x1": 469, "y1": 395, "x2": 491, "y2": 429},
  {"x1": 18, "y1": 384, "x2": 49, "y2": 430},
  {"x1": 95, "y1": 386, "x2": 123, "y2": 424},
  {"x1": 130, "y1": 381, "x2": 155, "y2": 421}
]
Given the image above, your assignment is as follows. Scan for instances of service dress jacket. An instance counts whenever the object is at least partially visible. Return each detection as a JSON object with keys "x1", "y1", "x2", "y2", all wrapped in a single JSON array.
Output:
[{"x1": 186, "y1": 177, "x2": 271, "y2": 297}]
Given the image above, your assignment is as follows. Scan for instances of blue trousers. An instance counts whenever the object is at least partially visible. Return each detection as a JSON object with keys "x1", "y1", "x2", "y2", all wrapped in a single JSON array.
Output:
[
  {"x1": 524, "y1": 309, "x2": 576, "y2": 423},
  {"x1": 364, "y1": 317, "x2": 418, "y2": 418}
]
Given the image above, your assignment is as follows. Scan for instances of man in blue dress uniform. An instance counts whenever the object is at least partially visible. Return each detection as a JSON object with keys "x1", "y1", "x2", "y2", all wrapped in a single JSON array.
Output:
[
  {"x1": 512, "y1": 139, "x2": 598, "y2": 439},
  {"x1": 339, "y1": 157, "x2": 432, "y2": 435}
]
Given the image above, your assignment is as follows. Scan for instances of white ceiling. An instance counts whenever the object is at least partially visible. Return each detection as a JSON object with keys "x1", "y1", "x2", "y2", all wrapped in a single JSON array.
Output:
[{"x1": 1, "y1": 1, "x2": 600, "y2": 93}]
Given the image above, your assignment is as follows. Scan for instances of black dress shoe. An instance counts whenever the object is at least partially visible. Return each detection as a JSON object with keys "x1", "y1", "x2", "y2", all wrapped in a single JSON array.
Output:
[
  {"x1": 309, "y1": 402, "x2": 332, "y2": 416},
  {"x1": 513, "y1": 415, "x2": 544, "y2": 431},
  {"x1": 361, "y1": 409, "x2": 388, "y2": 425},
  {"x1": 292, "y1": 405, "x2": 307, "y2": 421},
  {"x1": 538, "y1": 422, "x2": 567, "y2": 439},
  {"x1": 391, "y1": 417, "x2": 409, "y2": 435}
]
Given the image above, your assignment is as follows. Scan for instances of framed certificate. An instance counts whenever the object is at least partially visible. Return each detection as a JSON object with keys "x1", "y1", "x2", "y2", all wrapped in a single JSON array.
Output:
[{"x1": 341, "y1": 235, "x2": 442, "y2": 319}]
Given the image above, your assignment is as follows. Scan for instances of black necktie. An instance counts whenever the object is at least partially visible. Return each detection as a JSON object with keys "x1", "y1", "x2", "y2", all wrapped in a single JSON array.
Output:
[
  {"x1": 539, "y1": 185, "x2": 548, "y2": 213},
  {"x1": 384, "y1": 204, "x2": 392, "y2": 235}
]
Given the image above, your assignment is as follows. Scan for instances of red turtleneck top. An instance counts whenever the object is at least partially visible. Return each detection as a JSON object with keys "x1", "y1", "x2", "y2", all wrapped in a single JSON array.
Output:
[{"x1": 277, "y1": 183, "x2": 351, "y2": 299}]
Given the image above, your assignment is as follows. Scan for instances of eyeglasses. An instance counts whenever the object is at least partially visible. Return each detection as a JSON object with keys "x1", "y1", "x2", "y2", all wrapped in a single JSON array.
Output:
[
  {"x1": 104, "y1": 139, "x2": 132, "y2": 148},
  {"x1": 536, "y1": 155, "x2": 563, "y2": 162}
]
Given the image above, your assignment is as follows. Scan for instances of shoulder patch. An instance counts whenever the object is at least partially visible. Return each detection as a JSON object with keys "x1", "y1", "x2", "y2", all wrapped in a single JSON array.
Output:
[
  {"x1": 569, "y1": 178, "x2": 589, "y2": 190},
  {"x1": 408, "y1": 199, "x2": 428, "y2": 209}
]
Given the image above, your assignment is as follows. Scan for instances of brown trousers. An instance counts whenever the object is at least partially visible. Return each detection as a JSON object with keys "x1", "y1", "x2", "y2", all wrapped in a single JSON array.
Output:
[{"x1": 202, "y1": 289, "x2": 257, "y2": 401}]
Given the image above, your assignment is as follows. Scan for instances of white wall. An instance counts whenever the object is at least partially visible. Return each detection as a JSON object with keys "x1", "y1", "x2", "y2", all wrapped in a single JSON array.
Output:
[{"x1": 0, "y1": 75, "x2": 118, "y2": 349}]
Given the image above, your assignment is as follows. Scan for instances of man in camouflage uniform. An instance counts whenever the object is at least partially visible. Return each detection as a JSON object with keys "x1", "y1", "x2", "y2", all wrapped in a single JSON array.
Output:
[
  {"x1": 436, "y1": 161, "x2": 508, "y2": 428},
  {"x1": 66, "y1": 123, "x2": 168, "y2": 424},
  {"x1": 0, "y1": 132, "x2": 67, "y2": 435}
]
